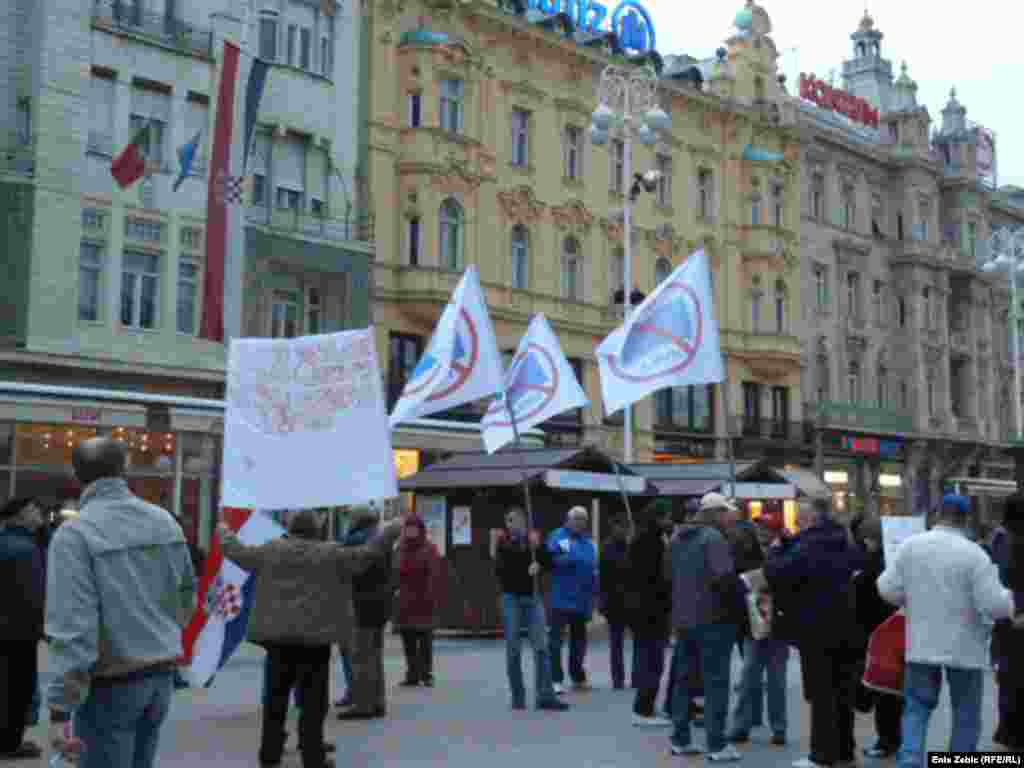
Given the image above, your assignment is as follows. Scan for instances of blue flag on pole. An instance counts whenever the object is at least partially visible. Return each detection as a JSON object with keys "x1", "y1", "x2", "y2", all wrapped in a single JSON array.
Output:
[
  {"x1": 172, "y1": 131, "x2": 201, "y2": 191},
  {"x1": 242, "y1": 59, "x2": 270, "y2": 174}
]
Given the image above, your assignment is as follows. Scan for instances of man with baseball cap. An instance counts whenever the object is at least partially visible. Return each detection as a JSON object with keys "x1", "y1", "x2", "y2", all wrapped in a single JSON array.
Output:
[
  {"x1": 878, "y1": 493, "x2": 1017, "y2": 768},
  {"x1": 664, "y1": 491, "x2": 745, "y2": 761}
]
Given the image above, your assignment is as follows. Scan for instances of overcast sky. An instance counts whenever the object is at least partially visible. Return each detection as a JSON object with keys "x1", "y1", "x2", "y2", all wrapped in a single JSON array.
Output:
[{"x1": 644, "y1": 0, "x2": 1024, "y2": 189}]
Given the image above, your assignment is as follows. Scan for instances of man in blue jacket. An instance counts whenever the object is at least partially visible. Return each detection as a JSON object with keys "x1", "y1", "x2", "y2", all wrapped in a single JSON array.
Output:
[
  {"x1": 0, "y1": 497, "x2": 47, "y2": 760},
  {"x1": 546, "y1": 505, "x2": 598, "y2": 694}
]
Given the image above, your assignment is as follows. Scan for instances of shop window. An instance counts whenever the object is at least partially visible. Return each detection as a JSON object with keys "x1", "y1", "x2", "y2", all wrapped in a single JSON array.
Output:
[
  {"x1": 14, "y1": 423, "x2": 98, "y2": 468},
  {"x1": 655, "y1": 385, "x2": 714, "y2": 432}
]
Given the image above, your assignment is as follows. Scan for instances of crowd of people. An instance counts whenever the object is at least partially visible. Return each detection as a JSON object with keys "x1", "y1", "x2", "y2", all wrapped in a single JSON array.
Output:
[{"x1": 1, "y1": 434, "x2": 1023, "y2": 768}]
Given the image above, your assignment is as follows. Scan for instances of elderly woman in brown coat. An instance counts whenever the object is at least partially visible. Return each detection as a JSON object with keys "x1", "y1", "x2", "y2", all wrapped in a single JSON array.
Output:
[{"x1": 394, "y1": 515, "x2": 444, "y2": 687}]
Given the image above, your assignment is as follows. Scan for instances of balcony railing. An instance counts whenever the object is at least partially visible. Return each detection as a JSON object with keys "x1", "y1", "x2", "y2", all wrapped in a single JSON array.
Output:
[
  {"x1": 245, "y1": 206, "x2": 375, "y2": 245},
  {"x1": 91, "y1": 0, "x2": 213, "y2": 58},
  {"x1": 818, "y1": 401, "x2": 914, "y2": 433}
]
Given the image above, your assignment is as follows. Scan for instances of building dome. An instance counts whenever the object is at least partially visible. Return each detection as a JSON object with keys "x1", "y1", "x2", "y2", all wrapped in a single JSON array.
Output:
[
  {"x1": 734, "y1": 4, "x2": 754, "y2": 30},
  {"x1": 858, "y1": 11, "x2": 874, "y2": 31}
]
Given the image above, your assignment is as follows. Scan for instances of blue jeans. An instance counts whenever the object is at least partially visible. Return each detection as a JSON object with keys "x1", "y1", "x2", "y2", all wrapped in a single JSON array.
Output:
[
  {"x1": 898, "y1": 663, "x2": 983, "y2": 768},
  {"x1": 549, "y1": 609, "x2": 588, "y2": 685},
  {"x1": 731, "y1": 637, "x2": 789, "y2": 737},
  {"x1": 75, "y1": 670, "x2": 174, "y2": 768},
  {"x1": 502, "y1": 593, "x2": 556, "y2": 705},
  {"x1": 632, "y1": 635, "x2": 667, "y2": 716},
  {"x1": 671, "y1": 623, "x2": 737, "y2": 753}
]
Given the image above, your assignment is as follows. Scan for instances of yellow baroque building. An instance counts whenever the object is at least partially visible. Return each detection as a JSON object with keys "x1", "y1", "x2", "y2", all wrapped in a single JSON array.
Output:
[{"x1": 366, "y1": 0, "x2": 804, "y2": 464}]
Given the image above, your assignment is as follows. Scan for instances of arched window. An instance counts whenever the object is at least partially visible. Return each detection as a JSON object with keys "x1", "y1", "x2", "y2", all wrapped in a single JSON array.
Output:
[
  {"x1": 562, "y1": 236, "x2": 582, "y2": 301},
  {"x1": 510, "y1": 225, "x2": 529, "y2": 290},
  {"x1": 439, "y1": 198, "x2": 463, "y2": 270},
  {"x1": 774, "y1": 279, "x2": 787, "y2": 334},
  {"x1": 655, "y1": 257, "x2": 672, "y2": 284},
  {"x1": 847, "y1": 361, "x2": 860, "y2": 404}
]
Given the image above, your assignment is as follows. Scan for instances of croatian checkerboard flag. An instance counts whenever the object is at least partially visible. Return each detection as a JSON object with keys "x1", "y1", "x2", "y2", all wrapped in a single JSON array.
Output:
[
  {"x1": 389, "y1": 265, "x2": 504, "y2": 428},
  {"x1": 597, "y1": 248, "x2": 724, "y2": 416},
  {"x1": 480, "y1": 313, "x2": 589, "y2": 453},
  {"x1": 181, "y1": 507, "x2": 283, "y2": 687}
]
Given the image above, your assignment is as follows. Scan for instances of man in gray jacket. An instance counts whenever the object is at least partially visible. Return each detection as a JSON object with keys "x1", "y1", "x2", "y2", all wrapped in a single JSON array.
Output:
[
  {"x1": 46, "y1": 438, "x2": 197, "y2": 768},
  {"x1": 878, "y1": 494, "x2": 1017, "y2": 768},
  {"x1": 665, "y1": 492, "x2": 743, "y2": 762},
  {"x1": 219, "y1": 510, "x2": 401, "y2": 768}
]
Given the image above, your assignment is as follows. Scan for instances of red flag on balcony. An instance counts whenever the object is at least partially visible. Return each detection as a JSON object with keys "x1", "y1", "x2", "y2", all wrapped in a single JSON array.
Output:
[{"x1": 110, "y1": 121, "x2": 150, "y2": 189}]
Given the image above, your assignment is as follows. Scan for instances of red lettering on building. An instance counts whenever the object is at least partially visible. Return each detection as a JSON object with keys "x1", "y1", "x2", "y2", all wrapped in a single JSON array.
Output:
[{"x1": 799, "y1": 74, "x2": 879, "y2": 130}]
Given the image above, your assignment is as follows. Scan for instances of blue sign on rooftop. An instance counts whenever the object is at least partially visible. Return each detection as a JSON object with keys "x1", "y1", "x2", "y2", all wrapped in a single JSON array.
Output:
[{"x1": 529, "y1": 0, "x2": 657, "y2": 55}]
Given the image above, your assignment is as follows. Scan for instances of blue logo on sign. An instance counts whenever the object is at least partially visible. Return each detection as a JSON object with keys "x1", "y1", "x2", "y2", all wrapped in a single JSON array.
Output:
[{"x1": 529, "y1": 0, "x2": 657, "y2": 55}]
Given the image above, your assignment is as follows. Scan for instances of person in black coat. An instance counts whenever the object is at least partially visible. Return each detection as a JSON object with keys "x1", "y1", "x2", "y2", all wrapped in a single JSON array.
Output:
[
  {"x1": 852, "y1": 518, "x2": 903, "y2": 758},
  {"x1": 0, "y1": 498, "x2": 47, "y2": 760},
  {"x1": 626, "y1": 506, "x2": 673, "y2": 725},
  {"x1": 994, "y1": 494, "x2": 1024, "y2": 750},
  {"x1": 599, "y1": 518, "x2": 634, "y2": 689}
]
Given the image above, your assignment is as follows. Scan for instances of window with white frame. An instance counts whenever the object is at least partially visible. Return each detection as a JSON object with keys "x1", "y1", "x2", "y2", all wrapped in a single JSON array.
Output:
[
  {"x1": 511, "y1": 109, "x2": 530, "y2": 168},
  {"x1": 841, "y1": 184, "x2": 855, "y2": 230},
  {"x1": 439, "y1": 198, "x2": 463, "y2": 270},
  {"x1": 611, "y1": 247, "x2": 625, "y2": 294},
  {"x1": 440, "y1": 79, "x2": 464, "y2": 133},
  {"x1": 564, "y1": 125, "x2": 582, "y2": 180},
  {"x1": 299, "y1": 27, "x2": 312, "y2": 70},
  {"x1": 773, "y1": 184, "x2": 784, "y2": 227},
  {"x1": 811, "y1": 173, "x2": 825, "y2": 220},
  {"x1": 655, "y1": 154, "x2": 672, "y2": 206},
  {"x1": 655, "y1": 257, "x2": 671, "y2": 284},
  {"x1": 511, "y1": 225, "x2": 529, "y2": 290},
  {"x1": 610, "y1": 139, "x2": 625, "y2": 193},
  {"x1": 286, "y1": 24, "x2": 297, "y2": 65},
  {"x1": 79, "y1": 241, "x2": 103, "y2": 323},
  {"x1": 121, "y1": 250, "x2": 160, "y2": 330},
  {"x1": 177, "y1": 251, "x2": 200, "y2": 335},
  {"x1": 750, "y1": 278, "x2": 762, "y2": 332},
  {"x1": 88, "y1": 73, "x2": 116, "y2": 155},
  {"x1": 320, "y1": 36, "x2": 331, "y2": 77},
  {"x1": 562, "y1": 236, "x2": 582, "y2": 301},
  {"x1": 751, "y1": 194, "x2": 762, "y2": 226},
  {"x1": 276, "y1": 134, "x2": 306, "y2": 210},
  {"x1": 251, "y1": 131, "x2": 270, "y2": 206},
  {"x1": 184, "y1": 96, "x2": 208, "y2": 171},
  {"x1": 814, "y1": 264, "x2": 829, "y2": 309},
  {"x1": 259, "y1": 12, "x2": 278, "y2": 60},
  {"x1": 698, "y1": 169, "x2": 713, "y2": 220},
  {"x1": 270, "y1": 290, "x2": 300, "y2": 338},
  {"x1": 408, "y1": 92, "x2": 422, "y2": 128},
  {"x1": 129, "y1": 84, "x2": 171, "y2": 168},
  {"x1": 305, "y1": 285, "x2": 322, "y2": 335},
  {"x1": 774, "y1": 279, "x2": 787, "y2": 333},
  {"x1": 846, "y1": 271, "x2": 861, "y2": 320}
]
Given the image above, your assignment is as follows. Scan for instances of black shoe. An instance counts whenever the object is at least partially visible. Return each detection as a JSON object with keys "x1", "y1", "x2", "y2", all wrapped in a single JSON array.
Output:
[
  {"x1": 0, "y1": 741, "x2": 43, "y2": 759},
  {"x1": 399, "y1": 678, "x2": 420, "y2": 687},
  {"x1": 537, "y1": 698, "x2": 570, "y2": 711},
  {"x1": 728, "y1": 732, "x2": 750, "y2": 744},
  {"x1": 613, "y1": 681, "x2": 625, "y2": 690},
  {"x1": 771, "y1": 734, "x2": 787, "y2": 747},
  {"x1": 337, "y1": 708, "x2": 382, "y2": 720},
  {"x1": 422, "y1": 676, "x2": 435, "y2": 687},
  {"x1": 334, "y1": 697, "x2": 352, "y2": 708},
  {"x1": 295, "y1": 742, "x2": 336, "y2": 754}
]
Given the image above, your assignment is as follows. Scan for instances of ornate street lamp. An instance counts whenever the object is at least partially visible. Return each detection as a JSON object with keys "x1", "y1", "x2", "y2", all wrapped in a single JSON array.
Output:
[
  {"x1": 981, "y1": 226, "x2": 1024, "y2": 440},
  {"x1": 590, "y1": 64, "x2": 671, "y2": 462}
]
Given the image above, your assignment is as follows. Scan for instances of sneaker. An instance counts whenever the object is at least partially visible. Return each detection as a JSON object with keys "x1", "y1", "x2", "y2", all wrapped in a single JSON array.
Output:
[
  {"x1": 632, "y1": 713, "x2": 672, "y2": 727},
  {"x1": 422, "y1": 676, "x2": 435, "y2": 687},
  {"x1": 0, "y1": 741, "x2": 43, "y2": 759},
  {"x1": 671, "y1": 741, "x2": 704, "y2": 756},
  {"x1": 707, "y1": 745, "x2": 742, "y2": 762},
  {"x1": 772, "y1": 734, "x2": 788, "y2": 747},
  {"x1": 863, "y1": 745, "x2": 896, "y2": 759},
  {"x1": 537, "y1": 698, "x2": 570, "y2": 711},
  {"x1": 553, "y1": 683, "x2": 567, "y2": 695},
  {"x1": 399, "y1": 678, "x2": 419, "y2": 687},
  {"x1": 728, "y1": 732, "x2": 750, "y2": 744},
  {"x1": 511, "y1": 699, "x2": 526, "y2": 711}
]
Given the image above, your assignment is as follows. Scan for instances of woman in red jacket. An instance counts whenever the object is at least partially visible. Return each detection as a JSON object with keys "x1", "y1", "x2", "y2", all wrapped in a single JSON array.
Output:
[{"x1": 394, "y1": 515, "x2": 444, "y2": 686}]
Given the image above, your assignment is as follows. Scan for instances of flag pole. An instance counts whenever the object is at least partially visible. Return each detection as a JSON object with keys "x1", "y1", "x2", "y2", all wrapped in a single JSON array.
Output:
[
  {"x1": 505, "y1": 396, "x2": 542, "y2": 597},
  {"x1": 610, "y1": 459, "x2": 636, "y2": 540}
]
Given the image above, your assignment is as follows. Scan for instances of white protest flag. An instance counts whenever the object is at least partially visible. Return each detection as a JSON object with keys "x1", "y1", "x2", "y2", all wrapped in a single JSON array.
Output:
[
  {"x1": 597, "y1": 248, "x2": 725, "y2": 415},
  {"x1": 389, "y1": 265, "x2": 504, "y2": 428},
  {"x1": 480, "y1": 313, "x2": 590, "y2": 453},
  {"x1": 222, "y1": 328, "x2": 398, "y2": 509}
]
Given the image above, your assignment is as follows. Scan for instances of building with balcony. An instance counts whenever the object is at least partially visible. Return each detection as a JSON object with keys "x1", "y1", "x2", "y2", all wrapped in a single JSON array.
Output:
[
  {"x1": 0, "y1": 0, "x2": 378, "y2": 548},
  {"x1": 365, "y1": 0, "x2": 804, "y2": 464},
  {"x1": 795, "y1": 11, "x2": 1024, "y2": 520}
]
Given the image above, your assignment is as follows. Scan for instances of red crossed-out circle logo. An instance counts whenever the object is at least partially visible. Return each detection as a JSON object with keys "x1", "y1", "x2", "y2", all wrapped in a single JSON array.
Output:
[
  {"x1": 607, "y1": 281, "x2": 704, "y2": 383},
  {"x1": 483, "y1": 343, "x2": 560, "y2": 428},
  {"x1": 401, "y1": 308, "x2": 480, "y2": 402}
]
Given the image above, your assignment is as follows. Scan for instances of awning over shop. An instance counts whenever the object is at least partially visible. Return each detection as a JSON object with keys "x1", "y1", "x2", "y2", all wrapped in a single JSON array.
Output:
[
  {"x1": 398, "y1": 446, "x2": 653, "y2": 494},
  {"x1": 629, "y1": 462, "x2": 828, "y2": 500},
  {"x1": 777, "y1": 467, "x2": 833, "y2": 500}
]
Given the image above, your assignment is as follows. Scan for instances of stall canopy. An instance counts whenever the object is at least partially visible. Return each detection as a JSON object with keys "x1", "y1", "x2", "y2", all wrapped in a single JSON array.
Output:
[
  {"x1": 398, "y1": 446, "x2": 654, "y2": 495},
  {"x1": 629, "y1": 461, "x2": 830, "y2": 500}
]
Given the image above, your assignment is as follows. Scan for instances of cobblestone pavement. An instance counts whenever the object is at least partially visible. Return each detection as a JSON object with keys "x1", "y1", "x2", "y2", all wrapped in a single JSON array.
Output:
[{"x1": 25, "y1": 635, "x2": 1000, "y2": 767}]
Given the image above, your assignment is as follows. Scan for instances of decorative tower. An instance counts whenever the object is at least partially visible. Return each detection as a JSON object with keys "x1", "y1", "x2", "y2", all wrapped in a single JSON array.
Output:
[
  {"x1": 841, "y1": 11, "x2": 895, "y2": 111},
  {"x1": 932, "y1": 88, "x2": 975, "y2": 174},
  {"x1": 885, "y1": 62, "x2": 931, "y2": 153}
]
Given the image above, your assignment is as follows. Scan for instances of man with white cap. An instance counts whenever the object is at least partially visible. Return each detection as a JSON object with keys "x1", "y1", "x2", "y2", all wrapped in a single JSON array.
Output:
[{"x1": 664, "y1": 491, "x2": 746, "y2": 761}]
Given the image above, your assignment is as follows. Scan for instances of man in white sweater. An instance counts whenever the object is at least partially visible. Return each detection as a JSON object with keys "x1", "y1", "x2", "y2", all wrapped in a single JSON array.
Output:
[{"x1": 877, "y1": 494, "x2": 1016, "y2": 768}]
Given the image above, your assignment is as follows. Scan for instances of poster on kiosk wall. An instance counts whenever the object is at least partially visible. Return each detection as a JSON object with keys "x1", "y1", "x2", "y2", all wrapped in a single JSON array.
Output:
[{"x1": 222, "y1": 328, "x2": 398, "y2": 510}]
